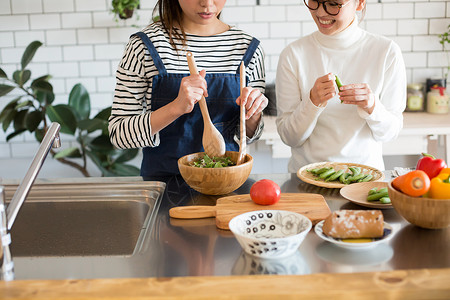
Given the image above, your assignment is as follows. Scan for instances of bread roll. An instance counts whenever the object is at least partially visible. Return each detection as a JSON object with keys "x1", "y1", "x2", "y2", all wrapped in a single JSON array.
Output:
[{"x1": 322, "y1": 210, "x2": 384, "y2": 239}]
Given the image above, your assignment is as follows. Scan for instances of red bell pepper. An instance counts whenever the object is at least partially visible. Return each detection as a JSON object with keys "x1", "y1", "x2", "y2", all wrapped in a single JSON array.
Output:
[{"x1": 416, "y1": 153, "x2": 447, "y2": 179}]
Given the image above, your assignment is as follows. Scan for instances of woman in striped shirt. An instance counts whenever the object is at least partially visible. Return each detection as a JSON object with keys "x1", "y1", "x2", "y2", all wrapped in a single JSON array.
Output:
[{"x1": 109, "y1": 0, "x2": 267, "y2": 178}]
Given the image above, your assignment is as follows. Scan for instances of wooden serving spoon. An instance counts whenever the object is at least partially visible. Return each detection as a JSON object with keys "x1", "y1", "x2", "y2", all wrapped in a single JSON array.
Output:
[
  {"x1": 186, "y1": 52, "x2": 226, "y2": 158},
  {"x1": 236, "y1": 62, "x2": 246, "y2": 165}
]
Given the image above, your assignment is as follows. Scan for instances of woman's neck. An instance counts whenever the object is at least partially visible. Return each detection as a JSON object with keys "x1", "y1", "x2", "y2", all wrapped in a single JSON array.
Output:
[
  {"x1": 180, "y1": 18, "x2": 230, "y2": 36},
  {"x1": 315, "y1": 17, "x2": 362, "y2": 49}
]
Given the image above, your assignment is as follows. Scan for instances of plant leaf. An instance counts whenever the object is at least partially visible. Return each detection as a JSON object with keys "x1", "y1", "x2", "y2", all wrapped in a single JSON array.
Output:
[
  {"x1": 88, "y1": 135, "x2": 114, "y2": 152},
  {"x1": 12, "y1": 70, "x2": 31, "y2": 87},
  {"x1": 46, "y1": 104, "x2": 77, "y2": 135},
  {"x1": 21, "y1": 69, "x2": 31, "y2": 86},
  {"x1": 13, "y1": 109, "x2": 28, "y2": 131},
  {"x1": 78, "y1": 118, "x2": 106, "y2": 133},
  {"x1": 2, "y1": 109, "x2": 17, "y2": 131},
  {"x1": 110, "y1": 163, "x2": 140, "y2": 176},
  {"x1": 33, "y1": 74, "x2": 52, "y2": 82},
  {"x1": 13, "y1": 70, "x2": 21, "y2": 85},
  {"x1": 34, "y1": 128, "x2": 45, "y2": 142},
  {"x1": 15, "y1": 100, "x2": 33, "y2": 109},
  {"x1": 0, "y1": 67, "x2": 7, "y2": 78},
  {"x1": 31, "y1": 79, "x2": 53, "y2": 94},
  {"x1": 0, "y1": 97, "x2": 21, "y2": 123},
  {"x1": 85, "y1": 150, "x2": 116, "y2": 176},
  {"x1": 36, "y1": 90, "x2": 55, "y2": 105},
  {"x1": 94, "y1": 107, "x2": 111, "y2": 135},
  {"x1": 114, "y1": 148, "x2": 139, "y2": 163},
  {"x1": 54, "y1": 147, "x2": 82, "y2": 159},
  {"x1": 21, "y1": 41, "x2": 42, "y2": 70},
  {"x1": 6, "y1": 128, "x2": 27, "y2": 141},
  {"x1": 0, "y1": 84, "x2": 15, "y2": 97},
  {"x1": 94, "y1": 107, "x2": 112, "y2": 120},
  {"x1": 68, "y1": 83, "x2": 91, "y2": 120},
  {"x1": 25, "y1": 110, "x2": 44, "y2": 131}
]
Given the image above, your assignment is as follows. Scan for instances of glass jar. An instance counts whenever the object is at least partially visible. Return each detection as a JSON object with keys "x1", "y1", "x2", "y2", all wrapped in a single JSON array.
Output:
[
  {"x1": 406, "y1": 83, "x2": 425, "y2": 112},
  {"x1": 427, "y1": 86, "x2": 449, "y2": 114}
]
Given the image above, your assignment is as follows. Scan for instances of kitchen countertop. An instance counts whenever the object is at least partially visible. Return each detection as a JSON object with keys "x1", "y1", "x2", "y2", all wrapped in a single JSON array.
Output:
[{"x1": 1, "y1": 173, "x2": 450, "y2": 298}]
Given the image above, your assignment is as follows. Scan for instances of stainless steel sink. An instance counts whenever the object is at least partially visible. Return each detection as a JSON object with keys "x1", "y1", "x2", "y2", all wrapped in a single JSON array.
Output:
[
  {"x1": 2, "y1": 178, "x2": 165, "y2": 257},
  {"x1": 0, "y1": 177, "x2": 166, "y2": 280}
]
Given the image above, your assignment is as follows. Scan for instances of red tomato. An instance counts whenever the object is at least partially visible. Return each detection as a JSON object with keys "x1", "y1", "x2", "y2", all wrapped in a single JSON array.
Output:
[{"x1": 250, "y1": 179, "x2": 281, "y2": 205}]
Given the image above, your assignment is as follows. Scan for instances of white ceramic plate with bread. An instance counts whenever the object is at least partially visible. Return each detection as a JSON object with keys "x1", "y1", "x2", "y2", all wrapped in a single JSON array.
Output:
[
  {"x1": 315, "y1": 220, "x2": 394, "y2": 250},
  {"x1": 340, "y1": 181, "x2": 393, "y2": 209}
]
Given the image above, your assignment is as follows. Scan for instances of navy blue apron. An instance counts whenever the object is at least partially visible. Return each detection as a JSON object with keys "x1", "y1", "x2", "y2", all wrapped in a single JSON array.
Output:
[{"x1": 133, "y1": 32, "x2": 260, "y2": 177}]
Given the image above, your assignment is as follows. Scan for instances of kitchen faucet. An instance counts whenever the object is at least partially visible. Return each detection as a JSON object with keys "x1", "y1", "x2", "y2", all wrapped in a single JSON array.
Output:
[{"x1": 0, "y1": 122, "x2": 61, "y2": 281}]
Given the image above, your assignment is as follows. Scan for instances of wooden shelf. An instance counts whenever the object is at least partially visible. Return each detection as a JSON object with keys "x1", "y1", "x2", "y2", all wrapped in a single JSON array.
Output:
[{"x1": 260, "y1": 113, "x2": 450, "y2": 160}]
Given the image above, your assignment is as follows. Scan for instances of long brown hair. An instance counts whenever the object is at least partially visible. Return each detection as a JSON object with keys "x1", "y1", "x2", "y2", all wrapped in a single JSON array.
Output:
[{"x1": 152, "y1": 0, "x2": 186, "y2": 50}]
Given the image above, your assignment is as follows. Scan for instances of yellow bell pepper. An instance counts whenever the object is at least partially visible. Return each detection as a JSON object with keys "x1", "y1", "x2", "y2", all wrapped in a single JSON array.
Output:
[{"x1": 429, "y1": 168, "x2": 450, "y2": 199}]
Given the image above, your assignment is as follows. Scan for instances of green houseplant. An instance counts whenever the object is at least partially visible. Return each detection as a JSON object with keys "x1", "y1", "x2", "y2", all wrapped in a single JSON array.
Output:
[
  {"x1": 111, "y1": 0, "x2": 140, "y2": 20},
  {"x1": 0, "y1": 41, "x2": 140, "y2": 177},
  {"x1": 438, "y1": 24, "x2": 450, "y2": 80}
]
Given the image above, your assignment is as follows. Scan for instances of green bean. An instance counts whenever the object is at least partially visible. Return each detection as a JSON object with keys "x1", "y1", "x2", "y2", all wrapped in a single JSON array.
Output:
[
  {"x1": 309, "y1": 167, "x2": 331, "y2": 175},
  {"x1": 377, "y1": 187, "x2": 388, "y2": 194},
  {"x1": 339, "y1": 172, "x2": 350, "y2": 184},
  {"x1": 349, "y1": 167, "x2": 361, "y2": 176},
  {"x1": 358, "y1": 174, "x2": 373, "y2": 182},
  {"x1": 335, "y1": 74, "x2": 344, "y2": 103},
  {"x1": 319, "y1": 168, "x2": 336, "y2": 179},
  {"x1": 335, "y1": 74, "x2": 344, "y2": 89},
  {"x1": 379, "y1": 197, "x2": 391, "y2": 204},
  {"x1": 367, "y1": 190, "x2": 389, "y2": 201},
  {"x1": 315, "y1": 167, "x2": 332, "y2": 175},
  {"x1": 368, "y1": 187, "x2": 379, "y2": 195},
  {"x1": 326, "y1": 169, "x2": 344, "y2": 182},
  {"x1": 347, "y1": 173, "x2": 366, "y2": 183}
]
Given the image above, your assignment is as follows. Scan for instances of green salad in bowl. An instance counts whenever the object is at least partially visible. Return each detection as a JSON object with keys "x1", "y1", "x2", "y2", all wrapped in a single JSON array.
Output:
[{"x1": 191, "y1": 154, "x2": 235, "y2": 168}]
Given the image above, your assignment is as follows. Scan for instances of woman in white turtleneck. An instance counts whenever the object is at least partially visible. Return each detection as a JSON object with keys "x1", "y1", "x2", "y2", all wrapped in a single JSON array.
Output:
[{"x1": 276, "y1": 0, "x2": 406, "y2": 172}]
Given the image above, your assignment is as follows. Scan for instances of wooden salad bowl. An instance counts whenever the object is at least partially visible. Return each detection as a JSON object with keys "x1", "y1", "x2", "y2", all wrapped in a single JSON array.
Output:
[
  {"x1": 178, "y1": 151, "x2": 253, "y2": 195},
  {"x1": 388, "y1": 181, "x2": 450, "y2": 229}
]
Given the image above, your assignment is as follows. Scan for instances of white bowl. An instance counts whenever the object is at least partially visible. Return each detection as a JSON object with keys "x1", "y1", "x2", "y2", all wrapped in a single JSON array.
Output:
[{"x1": 228, "y1": 210, "x2": 312, "y2": 259}]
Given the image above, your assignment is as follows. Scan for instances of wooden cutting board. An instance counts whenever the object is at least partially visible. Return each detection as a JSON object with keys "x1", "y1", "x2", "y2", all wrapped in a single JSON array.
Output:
[{"x1": 169, "y1": 193, "x2": 331, "y2": 230}]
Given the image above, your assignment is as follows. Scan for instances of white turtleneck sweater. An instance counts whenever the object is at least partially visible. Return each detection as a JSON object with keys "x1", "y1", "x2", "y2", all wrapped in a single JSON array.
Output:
[{"x1": 275, "y1": 19, "x2": 406, "y2": 172}]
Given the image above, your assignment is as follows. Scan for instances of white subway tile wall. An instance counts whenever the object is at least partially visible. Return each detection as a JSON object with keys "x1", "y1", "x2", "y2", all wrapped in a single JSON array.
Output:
[{"x1": 0, "y1": 0, "x2": 448, "y2": 167}]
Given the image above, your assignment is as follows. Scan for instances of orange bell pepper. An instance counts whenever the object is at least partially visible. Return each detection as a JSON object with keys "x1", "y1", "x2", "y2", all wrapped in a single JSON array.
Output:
[
  {"x1": 392, "y1": 170, "x2": 430, "y2": 197},
  {"x1": 428, "y1": 168, "x2": 450, "y2": 199}
]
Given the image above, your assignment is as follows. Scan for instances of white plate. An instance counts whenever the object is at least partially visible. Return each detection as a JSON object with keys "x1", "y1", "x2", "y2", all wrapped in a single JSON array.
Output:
[{"x1": 314, "y1": 220, "x2": 394, "y2": 250}]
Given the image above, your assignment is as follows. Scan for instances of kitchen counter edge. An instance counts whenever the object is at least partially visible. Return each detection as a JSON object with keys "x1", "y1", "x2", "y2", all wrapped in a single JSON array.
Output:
[{"x1": 1, "y1": 268, "x2": 450, "y2": 299}]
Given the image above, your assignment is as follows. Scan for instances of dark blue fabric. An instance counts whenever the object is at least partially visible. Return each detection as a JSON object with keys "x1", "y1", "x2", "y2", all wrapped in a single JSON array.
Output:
[{"x1": 133, "y1": 32, "x2": 260, "y2": 176}]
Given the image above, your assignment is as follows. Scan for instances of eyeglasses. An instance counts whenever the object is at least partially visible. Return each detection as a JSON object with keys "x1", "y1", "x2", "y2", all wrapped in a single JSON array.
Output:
[{"x1": 303, "y1": 0, "x2": 351, "y2": 16}]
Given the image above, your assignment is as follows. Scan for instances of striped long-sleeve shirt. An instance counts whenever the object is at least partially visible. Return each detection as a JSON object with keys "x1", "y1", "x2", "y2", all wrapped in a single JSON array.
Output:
[{"x1": 109, "y1": 22, "x2": 266, "y2": 150}]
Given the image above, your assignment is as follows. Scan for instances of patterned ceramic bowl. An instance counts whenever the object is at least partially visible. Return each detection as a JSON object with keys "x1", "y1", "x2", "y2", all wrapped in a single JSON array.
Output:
[{"x1": 228, "y1": 210, "x2": 312, "y2": 259}]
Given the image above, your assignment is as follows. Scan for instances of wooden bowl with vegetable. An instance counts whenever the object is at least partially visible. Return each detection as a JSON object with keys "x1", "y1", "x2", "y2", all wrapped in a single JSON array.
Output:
[
  {"x1": 178, "y1": 151, "x2": 253, "y2": 195},
  {"x1": 387, "y1": 181, "x2": 450, "y2": 229}
]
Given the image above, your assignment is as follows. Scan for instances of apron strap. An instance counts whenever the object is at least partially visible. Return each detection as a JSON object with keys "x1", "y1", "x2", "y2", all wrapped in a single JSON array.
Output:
[
  {"x1": 237, "y1": 38, "x2": 260, "y2": 74},
  {"x1": 132, "y1": 32, "x2": 167, "y2": 76}
]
